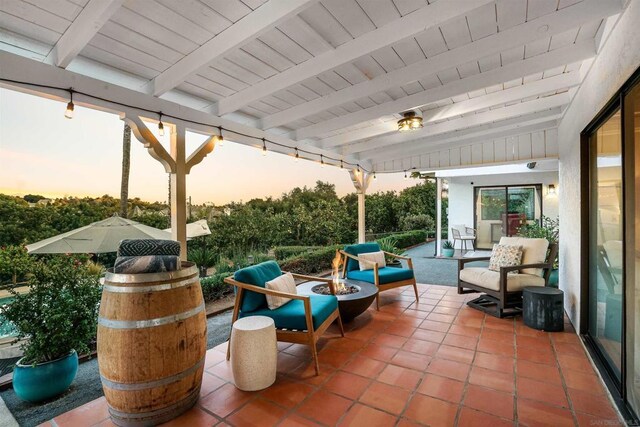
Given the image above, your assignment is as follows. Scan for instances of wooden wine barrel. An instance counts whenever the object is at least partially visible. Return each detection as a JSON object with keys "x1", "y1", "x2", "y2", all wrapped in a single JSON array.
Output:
[{"x1": 97, "y1": 262, "x2": 207, "y2": 426}]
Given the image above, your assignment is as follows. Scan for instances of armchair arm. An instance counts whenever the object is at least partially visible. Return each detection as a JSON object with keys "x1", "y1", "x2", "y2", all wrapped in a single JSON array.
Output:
[
  {"x1": 339, "y1": 250, "x2": 378, "y2": 267},
  {"x1": 465, "y1": 227, "x2": 476, "y2": 237},
  {"x1": 383, "y1": 251, "x2": 410, "y2": 260},
  {"x1": 287, "y1": 272, "x2": 332, "y2": 284},
  {"x1": 224, "y1": 277, "x2": 311, "y2": 301},
  {"x1": 457, "y1": 256, "x2": 491, "y2": 273},
  {"x1": 499, "y1": 262, "x2": 553, "y2": 274},
  {"x1": 338, "y1": 250, "x2": 381, "y2": 286}
]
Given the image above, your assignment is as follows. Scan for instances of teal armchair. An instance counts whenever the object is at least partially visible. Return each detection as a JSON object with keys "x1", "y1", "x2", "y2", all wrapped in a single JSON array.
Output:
[
  {"x1": 340, "y1": 243, "x2": 419, "y2": 309},
  {"x1": 224, "y1": 261, "x2": 344, "y2": 375}
]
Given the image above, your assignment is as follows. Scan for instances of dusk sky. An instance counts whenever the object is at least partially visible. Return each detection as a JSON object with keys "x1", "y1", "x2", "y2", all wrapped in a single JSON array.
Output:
[{"x1": 0, "y1": 89, "x2": 416, "y2": 205}]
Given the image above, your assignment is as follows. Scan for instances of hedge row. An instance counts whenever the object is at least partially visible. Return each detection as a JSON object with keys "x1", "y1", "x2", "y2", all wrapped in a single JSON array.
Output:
[
  {"x1": 393, "y1": 230, "x2": 428, "y2": 249},
  {"x1": 272, "y1": 246, "x2": 322, "y2": 260},
  {"x1": 278, "y1": 244, "x2": 342, "y2": 275},
  {"x1": 200, "y1": 272, "x2": 233, "y2": 302}
]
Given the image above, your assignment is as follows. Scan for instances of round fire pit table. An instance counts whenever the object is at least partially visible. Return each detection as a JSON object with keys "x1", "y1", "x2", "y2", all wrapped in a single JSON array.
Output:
[{"x1": 297, "y1": 279, "x2": 378, "y2": 322}]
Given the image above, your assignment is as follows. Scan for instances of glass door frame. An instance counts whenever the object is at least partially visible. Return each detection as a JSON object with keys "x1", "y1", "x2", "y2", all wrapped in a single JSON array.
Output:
[
  {"x1": 473, "y1": 184, "x2": 544, "y2": 250},
  {"x1": 580, "y1": 65, "x2": 640, "y2": 424}
]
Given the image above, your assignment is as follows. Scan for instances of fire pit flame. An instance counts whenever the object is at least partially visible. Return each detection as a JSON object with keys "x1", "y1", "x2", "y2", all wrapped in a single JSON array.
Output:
[{"x1": 332, "y1": 250, "x2": 346, "y2": 293}]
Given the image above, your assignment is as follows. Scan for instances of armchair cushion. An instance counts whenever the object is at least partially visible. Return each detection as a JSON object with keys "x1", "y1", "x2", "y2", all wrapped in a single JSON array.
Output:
[
  {"x1": 358, "y1": 251, "x2": 386, "y2": 271},
  {"x1": 265, "y1": 272, "x2": 297, "y2": 309},
  {"x1": 499, "y1": 237, "x2": 549, "y2": 276},
  {"x1": 347, "y1": 266, "x2": 414, "y2": 285},
  {"x1": 344, "y1": 243, "x2": 381, "y2": 272},
  {"x1": 460, "y1": 267, "x2": 544, "y2": 292},
  {"x1": 240, "y1": 294, "x2": 338, "y2": 331},
  {"x1": 234, "y1": 261, "x2": 283, "y2": 312},
  {"x1": 488, "y1": 244, "x2": 523, "y2": 275}
]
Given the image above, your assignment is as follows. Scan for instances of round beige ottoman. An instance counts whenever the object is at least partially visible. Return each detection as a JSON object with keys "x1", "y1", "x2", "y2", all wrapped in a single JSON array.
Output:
[{"x1": 230, "y1": 316, "x2": 277, "y2": 391}]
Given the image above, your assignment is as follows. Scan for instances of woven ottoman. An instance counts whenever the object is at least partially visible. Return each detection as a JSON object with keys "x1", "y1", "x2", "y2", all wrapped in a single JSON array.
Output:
[{"x1": 230, "y1": 316, "x2": 277, "y2": 391}]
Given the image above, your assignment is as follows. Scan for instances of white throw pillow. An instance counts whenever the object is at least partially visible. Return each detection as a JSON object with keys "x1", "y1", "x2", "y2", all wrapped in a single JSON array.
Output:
[
  {"x1": 488, "y1": 244, "x2": 523, "y2": 275},
  {"x1": 358, "y1": 251, "x2": 386, "y2": 271},
  {"x1": 265, "y1": 273, "x2": 297, "y2": 310}
]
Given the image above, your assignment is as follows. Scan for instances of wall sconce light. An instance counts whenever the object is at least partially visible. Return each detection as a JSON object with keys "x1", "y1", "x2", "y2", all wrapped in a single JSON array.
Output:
[
  {"x1": 548, "y1": 184, "x2": 557, "y2": 195},
  {"x1": 441, "y1": 182, "x2": 449, "y2": 199}
]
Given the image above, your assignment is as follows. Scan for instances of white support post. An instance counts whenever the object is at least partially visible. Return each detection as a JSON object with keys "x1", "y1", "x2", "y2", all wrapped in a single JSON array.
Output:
[
  {"x1": 350, "y1": 170, "x2": 372, "y2": 243},
  {"x1": 171, "y1": 125, "x2": 188, "y2": 260},
  {"x1": 436, "y1": 178, "x2": 443, "y2": 257}
]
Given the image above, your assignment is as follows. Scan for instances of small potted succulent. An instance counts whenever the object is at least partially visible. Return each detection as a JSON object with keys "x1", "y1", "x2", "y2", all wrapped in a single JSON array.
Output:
[
  {"x1": 442, "y1": 240, "x2": 455, "y2": 257},
  {"x1": 1, "y1": 255, "x2": 101, "y2": 402}
]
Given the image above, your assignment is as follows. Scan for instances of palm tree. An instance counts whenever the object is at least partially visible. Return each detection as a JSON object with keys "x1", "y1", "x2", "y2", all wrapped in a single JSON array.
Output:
[{"x1": 120, "y1": 123, "x2": 131, "y2": 218}]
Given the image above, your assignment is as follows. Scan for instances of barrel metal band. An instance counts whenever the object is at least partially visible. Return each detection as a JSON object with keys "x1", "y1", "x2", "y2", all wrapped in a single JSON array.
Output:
[
  {"x1": 103, "y1": 277, "x2": 197, "y2": 293},
  {"x1": 98, "y1": 302, "x2": 205, "y2": 329},
  {"x1": 101, "y1": 356, "x2": 205, "y2": 391},
  {"x1": 107, "y1": 385, "x2": 200, "y2": 422}
]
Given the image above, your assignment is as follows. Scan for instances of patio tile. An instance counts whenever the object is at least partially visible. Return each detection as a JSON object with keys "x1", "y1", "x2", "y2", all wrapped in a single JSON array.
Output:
[
  {"x1": 204, "y1": 349, "x2": 226, "y2": 368},
  {"x1": 324, "y1": 337, "x2": 367, "y2": 353},
  {"x1": 568, "y1": 388, "x2": 620, "y2": 419},
  {"x1": 457, "y1": 407, "x2": 513, "y2": 427},
  {"x1": 477, "y1": 338, "x2": 515, "y2": 357},
  {"x1": 416, "y1": 374, "x2": 465, "y2": 403},
  {"x1": 561, "y1": 369, "x2": 606, "y2": 393},
  {"x1": 516, "y1": 335, "x2": 552, "y2": 349},
  {"x1": 432, "y1": 305, "x2": 459, "y2": 315},
  {"x1": 554, "y1": 342, "x2": 587, "y2": 357},
  {"x1": 52, "y1": 396, "x2": 110, "y2": 427},
  {"x1": 338, "y1": 403, "x2": 397, "y2": 426},
  {"x1": 404, "y1": 394, "x2": 458, "y2": 427},
  {"x1": 343, "y1": 356, "x2": 386, "y2": 378},
  {"x1": 463, "y1": 384, "x2": 514, "y2": 420},
  {"x1": 390, "y1": 349, "x2": 432, "y2": 371},
  {"x1": 359, "y1": 381, "x2": 410, "y2": 415},
  {"x1": 517, "y1": 398, "x2": 575, "y2": 427},
  {"x1": 481, "y1": 329, "x2": 515, "y2": 344},
  {"x1": 469, "y1": 366, "x2": 514, "y2": 393},
  {"x1": 201, "y1": 382, "x2": 254, "y2": 417},
  {"x1": 516, "y1": 360, "x2": 562, "y2": 385},
  {"x1": 447, "y1": 324, "x2": 481, "y2": 337},
  {"x1": 411, "y1": 328, "x2": 445, "y2": 343},
  {"x1": 454, "y1": 317, "x2": 484, "y2": 328},
  {"x1": 473, "y1": 352, "x2": 514, "y2": 373},
  {"x1": 373, "y1": 333, "x2": 407, "y2": 349},
  {"x1": 260, "y1": 378, "x2": 314, "y2": 408},
  {"x1": 295, "y1": 390, "x2": 352, "y2": 426},
  {"x1": 426, "y1": 312, "x2": 456, "y2": 323},
  {"x1": 317, "y1": 348, "x2": 353, "y2": 369},
  {"x1": 402, "y1": 338, "x2": 439, "y2": 356},
  {"x1": 574, "y1": 411, "x2": 623, "y2": 426},
  {"x1": 160, "y1": 406, "x2": 219, "y2": 427},
  {"x1": 200, "y1": 371, "x2": 227, "y2": 397},
  {"x1": 323, "y1": 371, "x2": 371, "y2": 400},
  {"x1": 557, "y1": 354, "x2": 594, "y2": 373},
  {"x1": 435, "y1": 344, "x2": 475, "y2": 364},
  {"x1": 287, "y1": 361, "x2": 335, "y2": 386},
  {"x1": 516, "y1": 346, "x2": 557, "y2": 366},
  {"x1": 377, "y1": 364, "x2": 422, "y2": 390},
  {"x1": 442, "y1": 332, "x2": 478, "y2": 350},
  {"x1": 385, "y1": 323, "x2": 416, "y2": 337},
  {"x1": 277, "y1": 414, "x2": 321, "y2": 426},
  {"x1": 418, "y1": 319, "x2": 451, "y2": 332},
  {"x1": 208, "y1": 360, "x2": 234, "y2": 382},
  {"x1": 226, "y1": 397, "x2": 287, "y2": 427},
  {"x1": 516, "y1": 377, "x2": 569, "y2": 408},
  {"x1": 426, "y1": 358, "x2": 471, "y2": 382}
]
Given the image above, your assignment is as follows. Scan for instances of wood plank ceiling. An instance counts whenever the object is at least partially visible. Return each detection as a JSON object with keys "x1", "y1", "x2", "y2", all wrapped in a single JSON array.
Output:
[{"x1": 0, "y1": 0, "x2": 623, "y2": 172}]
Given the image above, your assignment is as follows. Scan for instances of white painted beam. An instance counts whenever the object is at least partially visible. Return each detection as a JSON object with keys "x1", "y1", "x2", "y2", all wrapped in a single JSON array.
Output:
[
  {"x1": 349, "y1": 94, "x2": 568, "y2": 158},
  {"x1": 296, "y1": 39, "x2": 595, "y2": 140},
  {"x1": 152, "y1": 0, "x2": 318, "y2": 96},
  {"x1": 364, "y1": 115, "x2": 561, "y2": 163},
  {"x1": 217, "y1": 0, "x2": 493, "y2": 115},
  {"x1": 321, "y1": 71, "x2": 579, "y2": 148},
  {"x1": 0, "y1": 50, "x2": 367, "y2": 171},
  {"x1": 262, "y1": 0, "x2": 621, "y2": 130},
  {"x1": 46, "y1": 0, "x2": 123, "y2": 68}
]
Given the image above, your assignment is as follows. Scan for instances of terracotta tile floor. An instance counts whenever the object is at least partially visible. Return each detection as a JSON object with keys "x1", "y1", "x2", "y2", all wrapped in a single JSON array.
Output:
[{"x1": 39, "y1": 284, "x2": 624, "y2": 426}]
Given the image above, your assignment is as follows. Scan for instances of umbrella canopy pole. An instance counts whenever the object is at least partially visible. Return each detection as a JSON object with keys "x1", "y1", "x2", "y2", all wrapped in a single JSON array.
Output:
[{"x1": 123, "y1": 112, "x2": 216, "y2": 261}]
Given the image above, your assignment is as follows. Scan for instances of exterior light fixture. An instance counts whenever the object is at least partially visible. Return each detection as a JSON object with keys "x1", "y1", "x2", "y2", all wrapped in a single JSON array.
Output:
[
  {"x1": 340, "y1": 160, "x2": 344, "y2": 169},
  {"x1": 158, "y1": 113, "x2": 165, "y2": 136},
  {"x1": 217, "y1": 126, "x2": 224, "y2": 146},
  {"x1": 548, "y1": 184, "x2": 557, "y2": 195},
  {"x1": 397, "y1": 111, "x2": 423, "y2": 132},
  {"x1": 404, "y1": 170, "x2": 408, "y2": 180},
  {"x1": 65, "y1": 89, "x2": 74, "y2": 119},
  {"x1": 294, "y1": 148, "x2": 299, "y2": 162},
  {"x1": 357, "y1": 164, "x2": 361, "y2": 173},
  {"x1": 373, "y1": 172, "x2": 377, "y2": 180},
  {"x1": 320, "y1": 154, "x2": 325, "y2": 167},
  {"x1": 261, "y1": 138, "x2": 267, "y2": 156}
]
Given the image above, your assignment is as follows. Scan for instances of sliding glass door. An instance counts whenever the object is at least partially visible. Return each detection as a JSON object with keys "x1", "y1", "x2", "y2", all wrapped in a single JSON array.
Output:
[{"x1": 474, "y1": 185, "x2": 542, "y2": 249}]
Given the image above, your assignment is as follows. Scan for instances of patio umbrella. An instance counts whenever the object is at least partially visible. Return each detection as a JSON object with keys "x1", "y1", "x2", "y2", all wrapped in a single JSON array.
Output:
[
  {"x1": 26, "y1": 215, "x2": 172, "y2": 254},
  {"x1": 164, "y1": 219, "x2": 211, "y2": 240}
]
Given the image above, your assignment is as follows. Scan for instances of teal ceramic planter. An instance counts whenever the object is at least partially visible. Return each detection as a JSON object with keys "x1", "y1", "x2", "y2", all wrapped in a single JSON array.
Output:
[
  {"x1": 442, "y1": 248, "x2": 455, "y2": 257},
  {"x1": 548, "y1": 269, "x2": 559, "y2": 288},
  {"x1": 13, "y1": 350, "x2": 78, "y2": 402}
]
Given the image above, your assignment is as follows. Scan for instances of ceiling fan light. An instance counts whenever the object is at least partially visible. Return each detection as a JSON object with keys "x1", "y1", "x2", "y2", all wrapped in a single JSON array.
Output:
[{"x1": 397, "y1": 111, "x2": 423, "y2": 132}]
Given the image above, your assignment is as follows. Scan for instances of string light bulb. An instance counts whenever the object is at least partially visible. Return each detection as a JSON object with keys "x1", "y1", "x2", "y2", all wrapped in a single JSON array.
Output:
[
  {"x1": 404, "y1": 170, "x2": 408, "y2": 180},
  {"x1": 64, "y1": 89, "x2": 74, "y2": 119},
  {"x1": 357, "y1": 164, "x2": 361, "y2": 173},
  {"x1": 294, "y1": 148, "x2": 299, "y2": 162},
  {"x1": 320, "y1": 154, "x2": 325, "y2": 168},
  {"x1": 340, "y1": 160, "x2": 344, "y2": 169},
  {"x1": 374, "y1": 172, "x2": 377, "y2": 180},
  {"x1": 158, "y1": 113, "x2": 164, "y2": 136},
  {"x1": 217, "y1": 126, "x2": 224, "y2": 147},
  {"x1": 262, "y1": 138, "x2": 267, "y2": 156}
]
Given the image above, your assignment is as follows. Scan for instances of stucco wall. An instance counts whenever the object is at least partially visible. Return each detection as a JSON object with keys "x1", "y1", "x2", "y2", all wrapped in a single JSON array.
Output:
[
  {"x1": 558, "y1": 1, "x2": 640, "y2": 330},
  {"x1": 447, "y1": 171, "x2": 559, "y2": 247}
]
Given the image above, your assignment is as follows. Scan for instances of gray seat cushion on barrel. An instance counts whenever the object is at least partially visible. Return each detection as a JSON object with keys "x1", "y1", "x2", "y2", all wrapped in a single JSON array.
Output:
[
  {"x1": 114, "y1": 255, "x2": 180, "y2": 274},
  {"x1": 118, "y1": 239, "x2": 181, "y2": 257}
]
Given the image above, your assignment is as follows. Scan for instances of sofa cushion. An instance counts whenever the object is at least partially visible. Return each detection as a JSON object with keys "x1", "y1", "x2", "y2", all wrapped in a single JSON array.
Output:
[
  {"x1": 459, "y1": 267, "x2": 545, "y2": 292},
  {"x1": 358, "y1": 251, "x2": 386, "y2": 271},
  {"x1": 488, "y1": 244, "x2": 523, "y2": 275},
  {"x1": 234, "y1": 261, "x2": 283, "y2": 312},
  {"x1": 499, "y1": 237, "x2": 549, "y2": 276},
  {"x1": 265, "y1": 272, "x2": 297, "y2": 310},
  {"x1": 344, "y1": 242, "x2": 381, "y2": 272},
  {"x1": 347, "y1": 267, "x2": 414, "y2": 285},
  {"x1": 240, "y1": 294, "x2": 337, "y2": 331}
]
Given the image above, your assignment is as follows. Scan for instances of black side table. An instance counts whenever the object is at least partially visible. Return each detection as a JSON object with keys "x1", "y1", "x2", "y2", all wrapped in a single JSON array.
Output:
[{"x1": 523, "y1": 286, "x2": 564, "y2": 332}]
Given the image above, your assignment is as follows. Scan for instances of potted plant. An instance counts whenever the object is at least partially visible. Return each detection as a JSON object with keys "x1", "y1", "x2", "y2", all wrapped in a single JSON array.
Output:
[
  {"x1": 1, "y1": 255, "x2": 102, "y2": 402},
  {"x1": 517, "y1": 216, "x2": 560, "y2": 287},
  {"x1": 376, "y1": 236, "x2": 402, "y2": 268},
  {"x1": 442, "y1": 240, "x2": 455, "y2": 257}
]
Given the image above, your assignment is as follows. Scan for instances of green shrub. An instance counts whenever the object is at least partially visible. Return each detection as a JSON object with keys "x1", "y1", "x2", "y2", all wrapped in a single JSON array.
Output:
[
  {"x1": 400, "y1": 214, "x2": 435, "y2": 233},
  {"x1": 273, "y1": 246, "x2": 321, "y2": 260},
  {"x1": 278, "y1": 245, "x2": 342, "y2": 274},
  {"x1": 200, "y1": 272, "x2": 233, "y2": 302},
  {"x1": 393, "y1": 230, "x2": 427, "y2": 249}
]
